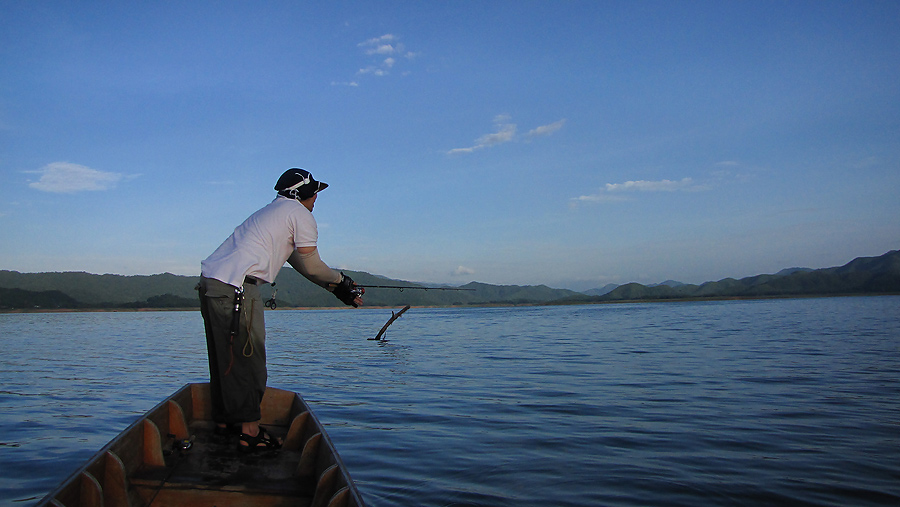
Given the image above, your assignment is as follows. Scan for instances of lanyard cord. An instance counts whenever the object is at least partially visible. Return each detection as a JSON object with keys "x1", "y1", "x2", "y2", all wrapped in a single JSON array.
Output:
[
  {"x1": 242, "y1": 297, "x2": 255, "y2": 358},
  {"x1": 222, "y1": 287, "x2": 258, "y2": 377}
]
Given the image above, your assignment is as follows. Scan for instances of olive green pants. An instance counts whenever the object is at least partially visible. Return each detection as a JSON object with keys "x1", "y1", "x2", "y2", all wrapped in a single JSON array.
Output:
[{"x1": 199, "y1": 276, "x2": 267, "y2": 424}]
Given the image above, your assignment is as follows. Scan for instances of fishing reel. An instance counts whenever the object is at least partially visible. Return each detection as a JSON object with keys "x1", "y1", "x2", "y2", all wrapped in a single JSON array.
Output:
[
  {"x1": 165, "y1": 434, "x2": 195, "y2": 456},
  {"x1": 350, "y1": 286, "x2": 365, "y2": 299}
]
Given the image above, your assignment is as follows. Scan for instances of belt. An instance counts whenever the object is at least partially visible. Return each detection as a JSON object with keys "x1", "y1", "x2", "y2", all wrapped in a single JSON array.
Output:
[{"x1": 244, "y1": 276, "x2": 260, "y2": 285}]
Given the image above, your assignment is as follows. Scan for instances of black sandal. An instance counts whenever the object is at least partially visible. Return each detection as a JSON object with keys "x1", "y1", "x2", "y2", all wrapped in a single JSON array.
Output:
[{"x1": 238, "y1": 427, "x2": 282, "y2": 452}]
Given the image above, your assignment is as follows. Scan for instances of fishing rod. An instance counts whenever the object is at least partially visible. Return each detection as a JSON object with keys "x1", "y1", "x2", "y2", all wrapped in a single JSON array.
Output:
[
  {"x1": 357, "y1": 285, "x2": 475, "y2": 292},
  {"x1": 263, "y1": 279, "x2": 474, "y2": 309},
  {"x1": 349, "y1": 284, "x2": 474, "y2": 300}
]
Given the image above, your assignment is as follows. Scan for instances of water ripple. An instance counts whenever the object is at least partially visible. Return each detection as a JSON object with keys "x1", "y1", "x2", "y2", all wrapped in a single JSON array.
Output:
[{"x1": 1, "y1": 298, "x2": 899, "y2": 506}]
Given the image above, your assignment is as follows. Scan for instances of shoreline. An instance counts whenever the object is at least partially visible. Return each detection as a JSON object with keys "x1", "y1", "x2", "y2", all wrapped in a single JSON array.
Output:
[{"x1": 2, "y1": 292, "x2": 898, "y2": 314}]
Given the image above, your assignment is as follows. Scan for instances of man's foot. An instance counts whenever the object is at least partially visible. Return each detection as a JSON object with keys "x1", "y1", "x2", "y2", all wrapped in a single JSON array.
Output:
[{"x1": 238, "y1": 426, "x2": 282, "y2": 452}]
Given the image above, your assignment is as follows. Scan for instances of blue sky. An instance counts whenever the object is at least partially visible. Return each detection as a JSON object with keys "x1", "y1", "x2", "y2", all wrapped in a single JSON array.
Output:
[{"x1": 2, "y1": 1, "x2": 898, "y2": 291}]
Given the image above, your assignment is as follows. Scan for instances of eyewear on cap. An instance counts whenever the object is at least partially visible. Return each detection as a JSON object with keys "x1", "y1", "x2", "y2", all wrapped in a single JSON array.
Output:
[{"x1": 288, "y1": 173, "x2": 311, "y2": 190}]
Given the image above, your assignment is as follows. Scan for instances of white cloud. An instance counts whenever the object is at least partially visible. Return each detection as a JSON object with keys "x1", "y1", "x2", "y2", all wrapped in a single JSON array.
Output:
[
  {"x1": 369, "y1": 44, "x2": 395, "y2": 55},
  {"x1": 359, "y1": 34, "x2": 397, "y2": 53},
  {"x1": 354, "y1": 34, "x2": 417, "y2": 79},
  {"x1": 358, "y1": 66, "x2": 387, "y2": 76},
  {"x1": 27, "y1": 162, "x2": 125, "y2": 193},
  {"x1": 476, "y1": 122, "x2": 517, "y2": 147},
  {"x1": 448, "y1": 115, "x2": 565, "y2": 155},
  {"x1": 571, "y1": 177, "x2": 706, "y2": 207},
  {"x1": 605, "y1": 178, "x2": 696, "y2": 192},
  {"x1": 453, "y1": 265, "x2": 476, "y2": 276},
  {"x1": 526, "y1": 119, "x2": 566, "y2": 138},
  {"x1": 446, "y1": 146, "x2": 477, "y2": 155},
  {"x1": 571, "y1": 194, "x2": 630, "y2": 203}
]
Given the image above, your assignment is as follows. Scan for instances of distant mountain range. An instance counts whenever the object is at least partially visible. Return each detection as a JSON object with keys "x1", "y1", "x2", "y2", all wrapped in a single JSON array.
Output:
[
  {"x1": 584, "y1": 279, "x2": 687, "y2": 296},
  {"x1": 566, "y1": 250, "x2": 899, "y2": 304},
  {"x1": 0, "y1": 268, "x2": 582, "y2": 310},
  {"x1": 1, "y1": 250, "x2": 898, "y2": 311}
]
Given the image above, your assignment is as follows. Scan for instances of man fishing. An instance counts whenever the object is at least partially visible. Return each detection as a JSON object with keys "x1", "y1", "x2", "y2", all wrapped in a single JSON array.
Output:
[{"x1": 198, "y1": 168, "x2": 363, "y2": 452}]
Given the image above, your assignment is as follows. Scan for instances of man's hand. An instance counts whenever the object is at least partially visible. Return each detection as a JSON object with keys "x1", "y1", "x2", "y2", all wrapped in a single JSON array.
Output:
[{"x1": 330, "y1": 272, "x2": 364, "y2": 307}]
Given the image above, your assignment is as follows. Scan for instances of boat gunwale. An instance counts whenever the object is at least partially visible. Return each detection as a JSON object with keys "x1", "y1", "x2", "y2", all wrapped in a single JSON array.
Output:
[{"x1": 36, "y1": 382, "x2": 365, "y2": 507}]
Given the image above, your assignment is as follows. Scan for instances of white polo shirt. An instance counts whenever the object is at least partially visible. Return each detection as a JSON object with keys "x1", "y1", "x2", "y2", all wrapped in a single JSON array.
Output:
[{"x1": 201, "y1": 196, "x2": 318, "y2": 287}]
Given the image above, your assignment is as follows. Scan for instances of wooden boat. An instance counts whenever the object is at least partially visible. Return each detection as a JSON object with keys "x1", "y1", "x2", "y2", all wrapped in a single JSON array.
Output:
[{"x1": 37, "y1": 383, "x2": 365, "y2": 507}]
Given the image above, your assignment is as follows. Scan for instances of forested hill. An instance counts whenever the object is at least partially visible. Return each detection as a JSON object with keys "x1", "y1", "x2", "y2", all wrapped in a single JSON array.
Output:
[
  {"x1": 1, "y1": 250, "x2": 898, "y2": 310},
  {"x1": 0, "y1": 269, "x2": 580, "y2": 310},
  {"x1": 558, "y1": 250, "x2": 900, "y2": 304}
]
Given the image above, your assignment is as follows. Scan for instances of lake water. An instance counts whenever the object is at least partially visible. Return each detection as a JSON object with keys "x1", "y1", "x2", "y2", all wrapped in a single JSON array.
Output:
[{"x1": 1, "y1": 297, "x2": 898, "y2": 506}]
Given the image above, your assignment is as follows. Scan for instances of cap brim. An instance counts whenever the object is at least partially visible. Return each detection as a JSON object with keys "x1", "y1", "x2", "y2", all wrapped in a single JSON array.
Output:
[{"x1": 316, "y1": 181, "x2": 328, "y2": 193}]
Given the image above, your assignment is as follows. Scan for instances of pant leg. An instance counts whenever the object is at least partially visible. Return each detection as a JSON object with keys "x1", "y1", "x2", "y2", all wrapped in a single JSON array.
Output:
[
  {"x1": 228, "y1": 281, "x2": 267, "y2": 421},
  {"x1": 198, "y1": 278, "x2": 227, "y2": 422},
  {"x1": 199, "y1": 277, "x2": 267, "y2": 424}
]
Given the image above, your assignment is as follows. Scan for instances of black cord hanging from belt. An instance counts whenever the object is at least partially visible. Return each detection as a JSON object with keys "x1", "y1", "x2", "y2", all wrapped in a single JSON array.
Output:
[{"x1": 223, "y1": 286, "x2": 244, "y2": 376}]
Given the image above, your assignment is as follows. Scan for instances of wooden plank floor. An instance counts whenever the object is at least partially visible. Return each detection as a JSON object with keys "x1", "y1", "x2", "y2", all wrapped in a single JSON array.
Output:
[{"x1": 133, "y1": 422, "x2": 316, "y2": 507}]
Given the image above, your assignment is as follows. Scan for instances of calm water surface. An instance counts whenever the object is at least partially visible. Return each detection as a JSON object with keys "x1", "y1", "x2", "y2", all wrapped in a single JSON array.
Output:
[{"x1": 1, "y1": 297, "x2": 898, "y2": 506}]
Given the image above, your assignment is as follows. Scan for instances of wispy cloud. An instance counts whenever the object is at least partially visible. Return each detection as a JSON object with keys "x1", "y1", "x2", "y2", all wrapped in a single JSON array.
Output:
[
  {"x1": 353, "y1": 34, "x2": 419, "y2": 79},
  {"x1": 851, "y1": 156, "x2": 880, "y2": 169},
  {"x1": 605, "y1": 178, "x2": 699, "y2": 192},
  {"x1": 571, "y1": 177, "x2": 706, "y2": 207},
  {"x1": 453, "y1": 265, "x2": 476, "y2": 277},
  {"x1": 27, "y1": 162, "x2": 129, "y2": 193},
  {"x1": 448, "y1": 115, "x2": 566, "y2": 155},
  {"x1": 526, "y1": 119, "x2": 566, "y2": 138},
  {"x1": 570, "y1": 193, "x2": 630, "y2": 204}
]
